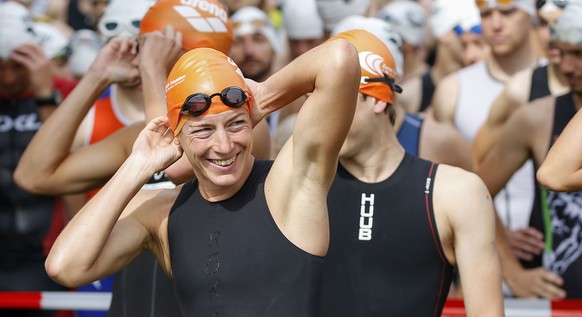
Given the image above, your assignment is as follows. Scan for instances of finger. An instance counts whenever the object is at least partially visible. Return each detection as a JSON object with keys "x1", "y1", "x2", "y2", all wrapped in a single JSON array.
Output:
[
  {"x1": 118, "y1": 38, "x2": 131, "y2": 55},
  {"x1": 164, "y1": 24, "x2": 175, "y2": 38},
  {"x1": 523, "y1": 227, "x2": 544, "y2": 239},
  {"x1": 146, "y1": 116, "x2": 168, "y2": 130},
  {"x1": 175, "y1": 31, "x2": 183, "y2": 49},
  {"x1": 542, "y1": 271, "x2": 564, "y2": 286},
  {"x1": 537, "y1": 282, "x2": 566, "y2": 299},
  {"x1": 9, "y1": 51, "x2": 38, "y2": 70},
  {"x1": 514, "y1": 249, "x2": 534, "y2": 261}
]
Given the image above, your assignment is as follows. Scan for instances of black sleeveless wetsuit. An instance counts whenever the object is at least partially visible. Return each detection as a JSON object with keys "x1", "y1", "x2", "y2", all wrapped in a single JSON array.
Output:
[
  {"x1": 168, "y1": 160, "x2": 323, "y2": 316},
  {"x1": 528, "y1": 64, "x2": 551, "y2": 102},
  {"x1": 320, "y1": 154, "x2": 453, "y2": 316},
  {"x1": 419, "y1": 70, "x2": 436, "y2": 113},
  {"x1": 531, "y1": 93, "x2": 582, "y2": 298}
]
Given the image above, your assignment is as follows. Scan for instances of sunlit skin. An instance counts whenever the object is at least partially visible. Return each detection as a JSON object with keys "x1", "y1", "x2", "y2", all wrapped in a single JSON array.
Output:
[
  {"x1": 557, "y1": 42, "x2": 582, "y2": 95},
  {"x1": 481, "y1": 8, "x2": 531, "y2": 57},
  {"x1": 229, "y1": 32, "x2": 275, "y2": 81},
  {"x1": 536, "y1": 6, "x2": 565, "y2": 64},
  {"x1": 177, "y1": 106, "x2": 254, "y2": 198},
  {"x1": 0, "y1": 59, "x2": 30, "y2": 97}
]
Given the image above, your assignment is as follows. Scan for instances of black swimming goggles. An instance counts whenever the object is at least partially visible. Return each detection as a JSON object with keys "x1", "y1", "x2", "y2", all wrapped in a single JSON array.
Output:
[
  {"x1": 536, "y1": 0, "x2": 567, "y2": 9},
  {"x1": 361, "y1": 75, "x2": 403, "y2": 94},
  {"x1": 179, "y1": 86, "x2": 248, "y2": 117}
]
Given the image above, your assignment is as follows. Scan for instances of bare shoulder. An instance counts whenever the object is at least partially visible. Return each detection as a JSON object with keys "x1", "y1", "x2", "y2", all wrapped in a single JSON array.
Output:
[
  {"x1": 433, "y1": 165, "x2": 491, "y2": 214},
  {"x1": 124, "y1": 185, "x2": 183, "y2": 239},
  {"x1": 125, "y1": 185, "x2": 184, "y2": 275},
  {"x1": 431, "y1": 72, "x2": 459, "y2": 124}
]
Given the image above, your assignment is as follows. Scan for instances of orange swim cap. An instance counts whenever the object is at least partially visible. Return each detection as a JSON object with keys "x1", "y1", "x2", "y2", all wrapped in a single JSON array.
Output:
[
  {"x1": 139, "y1": 0, "x2": 233, "y2": 54},
  {"x1": 327, "y1": 29, "x2": 400, "y2": 105},
  {"x1": 166, "y1": 47, "x2": 251, "y2": 134}
]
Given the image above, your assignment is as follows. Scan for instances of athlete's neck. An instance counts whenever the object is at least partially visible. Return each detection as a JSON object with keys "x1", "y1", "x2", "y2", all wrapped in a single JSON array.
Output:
[
  {"x1": 198, "y1": 156, "x2": 255, "y2": 202},
  {"x1": 489, "y1": 38, "x2": 537, "y2": 82},
  {"x1": 340, "y1": 133, "x2": 405, "y2": 184}
]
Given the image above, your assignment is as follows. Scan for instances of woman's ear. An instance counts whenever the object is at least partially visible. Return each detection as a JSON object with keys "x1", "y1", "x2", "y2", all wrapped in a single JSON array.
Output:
[{"x1": 373, "y1": 99, "x2": 387, "y2": 114}]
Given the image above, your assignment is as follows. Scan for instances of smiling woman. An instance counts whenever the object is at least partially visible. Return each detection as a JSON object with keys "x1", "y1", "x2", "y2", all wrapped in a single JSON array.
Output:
[{"x1": 45, "y1": 39, "x2": 361, "y2": 317}]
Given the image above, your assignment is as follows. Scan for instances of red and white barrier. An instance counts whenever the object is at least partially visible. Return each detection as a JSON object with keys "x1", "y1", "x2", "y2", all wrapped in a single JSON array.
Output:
[
  {"x1": 1, "y1": 292, "x2": 582, "y2": 316},
  {"x1": 443, "y1": 298, "x2": 582, "y2": 317},
  {"x1": 0, "y1": 291, "x2": 111, "y2": 311}
]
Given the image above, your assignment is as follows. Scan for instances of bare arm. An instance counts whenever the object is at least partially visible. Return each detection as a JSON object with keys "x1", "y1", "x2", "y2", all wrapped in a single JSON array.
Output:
[
  {"x1": 436, "y1": 166, "x2": 503, "y2": 316},
  {"x1": 538, "y1": 104, "x2": 582, "y2": 192},
  {"x1": 14, "y1": 38, "x2": 141, "y2": 195},
  {"x1": 421, "y1": 117, "x2": 474, "y2": 171},
  {"x1": 138, "y1": 26, "x2": 184, "y2": 121},
  {"x1": 46, "y1": 117, "x2": 183, "y2": 287},
  {"x1": 252, "y1": 39, "x2": 360, "y2": 255},
  {"x1": 257, "y1": 39, "x2": 360, "y2": 185},
  {"x1": 477, "y1": 101, "x2": 566, "y2": 298},
  {"x1": 472, "y1": 70, "x2": 531, "y2": 163}
]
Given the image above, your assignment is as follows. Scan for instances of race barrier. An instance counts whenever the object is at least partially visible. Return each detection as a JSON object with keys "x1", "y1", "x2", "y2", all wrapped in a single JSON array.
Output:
[{"x1": 1, "y1": 292, "x2": 582, "y2": 316}]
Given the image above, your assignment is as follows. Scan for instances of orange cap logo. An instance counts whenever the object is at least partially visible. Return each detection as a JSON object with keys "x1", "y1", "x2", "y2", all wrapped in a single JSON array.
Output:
[
  {"x1": 327, "y1": 29, "x2": 399, "y2": 105},
  {"x1": 139, "y1": 0, "x2": 234, "y2": 54}
]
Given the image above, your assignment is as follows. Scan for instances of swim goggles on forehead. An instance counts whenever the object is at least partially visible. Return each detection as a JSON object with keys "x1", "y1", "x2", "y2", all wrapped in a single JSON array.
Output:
[
  {"x1": 454, "y1": 24, "x2": 483, "y2": 36},
  {"x1": 179, "y1": 86, "x2": 249, "y2": 117},
  {"x1": 98, "y1": 17, "x2": 141, "y2": 38},
  {"x1": 536, "y1": 0, "x2": 567, "y2": 9},
  {"x1": 361, "y1": 76, "x2": 403, "y2": 94}
]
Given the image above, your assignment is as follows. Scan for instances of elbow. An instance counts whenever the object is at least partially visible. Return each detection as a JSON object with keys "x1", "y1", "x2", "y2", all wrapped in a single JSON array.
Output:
[
  {"x1": 13, "y1": 167, "x2": 43, "y2": 195},
  {"x1": 536, "y1": 168, "x2": 569, "y2": 192},
  {"x1": 45, "y1": 255, "x2": 85, "y2": 288}
]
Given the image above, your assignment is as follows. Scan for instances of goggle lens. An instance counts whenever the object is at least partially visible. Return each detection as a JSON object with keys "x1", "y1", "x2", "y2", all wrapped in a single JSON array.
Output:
[{"x1": 180, "y1": 86, "x2": 248, "y2": 117}]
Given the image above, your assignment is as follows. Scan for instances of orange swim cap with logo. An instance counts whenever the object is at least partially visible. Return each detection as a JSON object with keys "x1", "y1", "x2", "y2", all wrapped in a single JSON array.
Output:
[
  {"x1": 139, "y1": 0, "x2": 233, "y2": 54},
  {"x1": 327, "y1": 29, "x2": 399, "y2": 105},
  {"x1": 166, "y1": 47, "x2": 252, "y2": 134}
]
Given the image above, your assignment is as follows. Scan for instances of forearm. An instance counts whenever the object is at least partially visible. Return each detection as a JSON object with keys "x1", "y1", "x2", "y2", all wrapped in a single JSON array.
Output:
[
  {"x1": 14, "y1": 71, "x2": 110, "y2": 191},
  {"x1": 538, "y1": 110, "x2": 582, "y2": 192},
  {"x1": 140, "y1": 66, "x2": 168, "y2": 121},
  {"x1": 46, "y1": 154, "x2": 154, "y2": 287},
  {"x1": 494, "y1": 213, "x2": 524, "y2": 285}
]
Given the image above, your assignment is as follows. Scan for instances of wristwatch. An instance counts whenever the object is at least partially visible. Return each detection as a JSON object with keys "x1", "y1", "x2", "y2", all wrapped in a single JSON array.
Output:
[{"x1": 35, "y1": 90, "x2": 62, "y2": 107}]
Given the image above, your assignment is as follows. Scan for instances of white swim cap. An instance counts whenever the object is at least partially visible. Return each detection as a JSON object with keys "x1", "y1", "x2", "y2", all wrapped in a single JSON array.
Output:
[
  {"x1": 377, "y1": 0, "x2": 426, "y2": 47},
  {"x1": 0, "y1": 2, "x2": 38, "y2": 59},
  {"x1": 231, "y1": 6, "x2": 282, "y2": 54},
  {"x1": 316, "y1": 0, "x2": 370, "y2": 32},
  {"x1": 282, "y1": 0, "x2": 324, "y2": 40},
  {"x1": 476, "y1": 0, "x2": 536, "y2": 15},
  {"x1": 68, "y1": 29, "x2": 103, "y2": 78},
  {"x1": 34, "y1": 22, "x2": 70, "y2": 59},
  {"x1": 552, "y1": 2, "x2": 582, "y2": 44},
  {"x1": 431, "y1": 0, "x2": 482, "y2": 38},
  {"x1": 98, "y1": 0, "x2": 156, "y2": 41}
]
